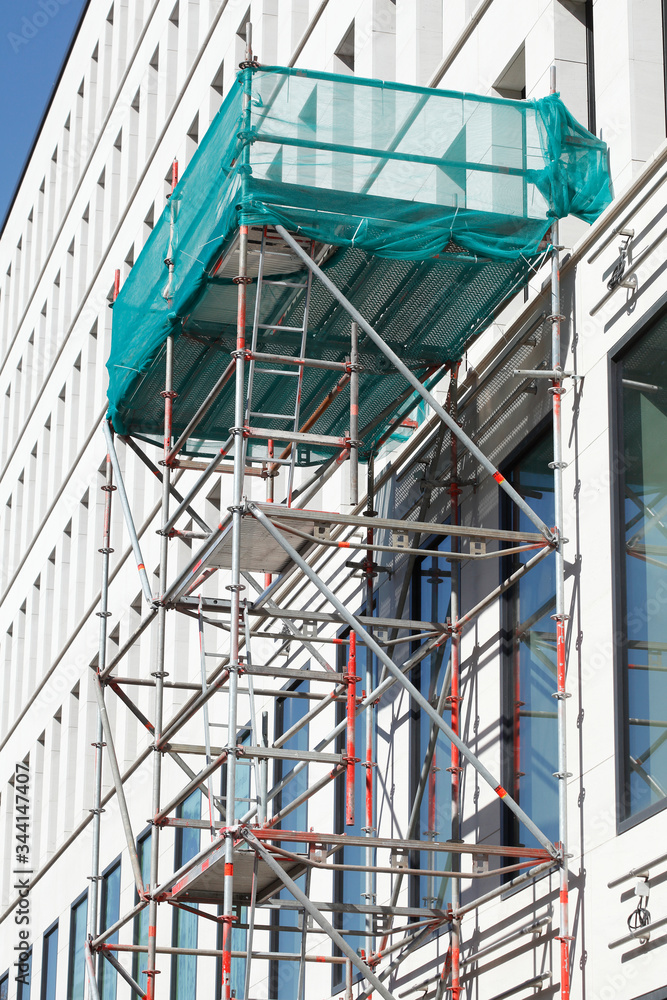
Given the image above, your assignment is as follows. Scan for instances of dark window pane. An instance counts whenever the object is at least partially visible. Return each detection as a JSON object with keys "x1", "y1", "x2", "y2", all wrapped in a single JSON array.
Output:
[
  {"x1": 1, "y1": 972, "x2": 8, "y2": 1000},
  {"x1": 41, "y1": 926, "x2": 58, "y2": 1000},
  {"x1": 271, "y1": 681, "x2": 309, "y2": 1000},
  {"x1": 506, "y1": 433, "x2": 558, "y2": 848},
  {"x1": 171, "y1": 791, "x2": 201, "y2": 1000},
  {"x1": 333, "y1": 640, "x2": 375, "y2": 990},
  {"x1": 17, "y1": 950, "x2": 31, "y2": 1000},
  {"x1": 99, "y1": 864, "x2": 121, "y2": 1000},
  {"x1": 618, "y1": 317, "x2": 667, "y2": 819},
  {"x1": 413, "y1": 543, "x2": 453, "y2": 908},
  {"x1": 133, "y1": 835, "x2": 151, "y2": 983},
  {"x1": 68, "y1": 895, "x2": 87, "y2": 1000}
]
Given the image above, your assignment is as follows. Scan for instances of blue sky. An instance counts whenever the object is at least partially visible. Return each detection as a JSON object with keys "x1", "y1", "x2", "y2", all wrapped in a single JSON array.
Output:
[{"x1": 0, "y1": 0, "x2": 89, "y2": 231}]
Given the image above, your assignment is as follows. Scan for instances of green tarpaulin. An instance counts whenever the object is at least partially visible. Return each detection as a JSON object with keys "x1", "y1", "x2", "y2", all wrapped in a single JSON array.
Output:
[{"x1": 107, "y1": 65, "x2": 611, "y2": 458}]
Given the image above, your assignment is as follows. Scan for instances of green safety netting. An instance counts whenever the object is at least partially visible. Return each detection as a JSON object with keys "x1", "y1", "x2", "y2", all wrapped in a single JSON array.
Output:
[{"x1": 107, "y1": 65, "x2": 611, "y2": 459}]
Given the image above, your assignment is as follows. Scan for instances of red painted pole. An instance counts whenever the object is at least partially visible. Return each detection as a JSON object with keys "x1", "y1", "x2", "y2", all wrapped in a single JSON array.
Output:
[
  {"x1": 346, "y1": 633, "x2": 357, "y2": 826},
  {"x1": 264, "y1": 439, "x2": 274, "y2": 588},
  {"x1": 221, "y1": 915, "x2": 232, "y2": 1000},
  {"x1": 448, "y1": 363, "x2": 461, "y2": 1000},
  {"x1": 113, "y1": 268, "x2": 120, "y2": 302}
]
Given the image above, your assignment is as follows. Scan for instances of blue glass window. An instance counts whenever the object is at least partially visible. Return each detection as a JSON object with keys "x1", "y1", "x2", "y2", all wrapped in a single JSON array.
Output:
[
  {"x1": 1, "y1": 971, "x2": 8, "y2": 1000},
  {"x1": 270, "y1": 681, "x2": 310, "y2": 1000},
  {"x1": 17, "y1": 949, "x2": 31, "y2": 1000},
  {"x1": 67, "y1": 892, "x2": 87, "y2": 1000},
  {"x1": 171, "y1": 791, "x2": 201, "y2": 1000},
  {"x1": 99, "y1": 862, "x2": 121, "y2": 1000},
  {"x1": 332, "y1": 639, "x2": 376, "y2": 990},
  {"x1": 504, "y1": 433, "x2": 558, "y2": 849},
  {"x1": 132, "y1": 831, "x2": 151, "y2": 984},
  {"x1": 411, "y1": 541, "x2": 452, "y2": 909},
  {"x1": 616, "y1": 317, "x2": 667, "y2": 822},
  {"x1": 216, "y1": 729, "x2": 253, "y2": 1000},
  {"x1": 41, "y1": 924, "x2": 58, "y2": 1000}
]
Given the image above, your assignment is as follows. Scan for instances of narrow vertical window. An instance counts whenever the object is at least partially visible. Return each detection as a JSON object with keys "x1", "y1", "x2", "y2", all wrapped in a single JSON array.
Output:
[
  {"x1": 410, "y1": 541, "x2": 452, "y2": 910},
  {"x1": 615, "y1": 317, "x2": 667, "y2": 823},
  {"x1": 171, "y1": 792, "x2": 200, "y2": 1000},
  {"x1": 40, "y1": 923, "x2": 58, "y2": 1000},
  {"x1": 17, "y1": 949, "x2": 31, "y2": 1000},
  {"x1": 333, "y1": 631, "x2": 377, "y2": 992},
  {"x1": 270, "y1": 681, "x2": 310, "y2": 1000},
  {"x1": 67, "y1": 891, "x2": 88, "y2": 1000},
  {"x1": 0, "y1": 971, "x2": 8, "y2": 1000},
  {"x1": 99, "y1": 861, "x2": 121, "y2": 1000},
  {"x1": 216, "y1": 730, "x2": 251, "y2": 1000},
  {"x1": 503, "y1": 433, "x2": 558, "y2": 849},
  {"x1": 332, "y1": 694, "x2": 364, "y2": 992},
  {"x1": 132, "y1": 831, "x2": 151, "y2": 984}
]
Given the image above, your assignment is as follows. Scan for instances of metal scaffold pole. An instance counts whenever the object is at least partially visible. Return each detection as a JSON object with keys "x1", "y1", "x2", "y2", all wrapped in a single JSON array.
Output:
[
  {"x1": 221, "y1": 31, "x2": 254, "y2": 995},
  {"x1": 146, "y1": 331, "x2": 175, "y2": 1000},
  {"x1": 86, "y1": 446, "x2": 114, "y2": 1000},
  {"x1": 364, "y1": 454, "x2": 377, "y2": 961},
  {"x1": 448, "y1": 364, "x2": 462, "y2": 1000},
  {"x1": 550, "y1": 62, "x2": 572, "y2": 1000}
]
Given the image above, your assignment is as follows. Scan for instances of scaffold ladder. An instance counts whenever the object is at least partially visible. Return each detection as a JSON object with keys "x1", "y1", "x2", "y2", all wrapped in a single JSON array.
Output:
[{"x1": 244, "y1": 227, "x2": 315, "y2": 506}]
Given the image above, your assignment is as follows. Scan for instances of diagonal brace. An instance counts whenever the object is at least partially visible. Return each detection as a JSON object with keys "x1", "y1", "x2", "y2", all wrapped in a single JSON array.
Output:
[
  {"x1": 239, "y1": 827, "x2": 398, "y2": 1000},
  {"x1": 249, "y1": 502, "x2": 558, "y2": 858},
  {"x1": 103, "y1": 421, "x2": 154, "y2": 604},
  {"x1": 274, "y1": 224, "x2": 554, "y2": 542},
  {"x1": 91, "y1": 671, "x2": 145, "y2": 895}
]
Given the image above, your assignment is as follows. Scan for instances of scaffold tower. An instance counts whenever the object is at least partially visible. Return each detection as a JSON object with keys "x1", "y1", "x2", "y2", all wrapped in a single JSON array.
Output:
[{"x1": 85, "y1": 42, "x2": 611, "y2": 1000}]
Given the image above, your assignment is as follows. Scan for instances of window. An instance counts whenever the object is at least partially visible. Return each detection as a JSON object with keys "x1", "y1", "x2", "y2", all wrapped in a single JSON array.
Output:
[
  {"x1": 41, "y1": 923, "x2": 58, "y2": 1000},
  {"x1": 17, "y1": 949, "x2": 31, "y2": 1000},
  {"x1": 216, "y1": 731, "x2": 252, "y2": 1000},
  {"x1": 171, "y1": 791, "x2": 201, "y2": 1000},
  {"x1": 410, "y1": 542, "x2": 452, "y2": 909},
  {"x1": 614, "y1": 314, "x2": 667, "y2": 825},
  {"x1": 502, "y1": 432, "x2": 558, "y2": 850},
  {"x1": 1, "y1": 970, "x2": 9, "y2": 1000},
  {"x1": 270, "y1": 681, "x2": 310, "y2": 1000},
  {"x1": 67, "y1": 891, "x2": 87, "y2": 1000},
  {"x1": 133, "y1": 831, "x2": 151, "y2": 984},
  {"x1": 99, "y1": 860, "x2": 121, "y2": 1000},
  {"x1": 333, "y1": 635, "x2": 375, "y2": 991}
]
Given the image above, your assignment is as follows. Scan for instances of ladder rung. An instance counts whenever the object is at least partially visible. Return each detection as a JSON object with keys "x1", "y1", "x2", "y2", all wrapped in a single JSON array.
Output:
[
  {"x1": 257, "y1": 323, "x2": 305, "y2": 333},
  {"x1": 250, "y1": 411, "x2": 294, "y2": 420}
]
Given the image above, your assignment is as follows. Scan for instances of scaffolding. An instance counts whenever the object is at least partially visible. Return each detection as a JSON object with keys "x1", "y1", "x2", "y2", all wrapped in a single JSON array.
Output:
[{"x1": 85, "y1": 48, "x2": 612, "y2": 1000}]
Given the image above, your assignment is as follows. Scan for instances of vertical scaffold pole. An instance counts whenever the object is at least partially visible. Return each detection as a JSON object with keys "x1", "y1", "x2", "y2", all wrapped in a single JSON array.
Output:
[
  {"x1": 222, "y1": 33, "x2": 253, "y2": 996},
  {"x1": 146, "y1": 332, "x2": 174, "y2": 1000},
  {"x1": 349, "y1": 322, "x2": 360, "y2": 506},
  {"x1": 198, "y1": 596, "x2": 217, "y2": 840},
  {"x1": 550, "y1": 62, "x2": 571, "y2": 1000},
  {"x1": 259, "y1": 710, "x2": 269, "y2": 825},
  {"x1": 87, "y1": 446, "x2": 114, "y2": 998},
  {"x1": 448, "y1": 364, "x2": 462, "y2": 1000},
  {"x1": 346, "y1": 632, "x2": 357, "y2": 826},
  {"x1": 364, "y1": 455, "x2": 376, "y2": 962}
]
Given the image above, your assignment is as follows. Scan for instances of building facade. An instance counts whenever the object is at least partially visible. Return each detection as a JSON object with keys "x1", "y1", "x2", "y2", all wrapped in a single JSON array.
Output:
[{"x1": 1, "y1": 3, "x2": 667, "y2": 1000}]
